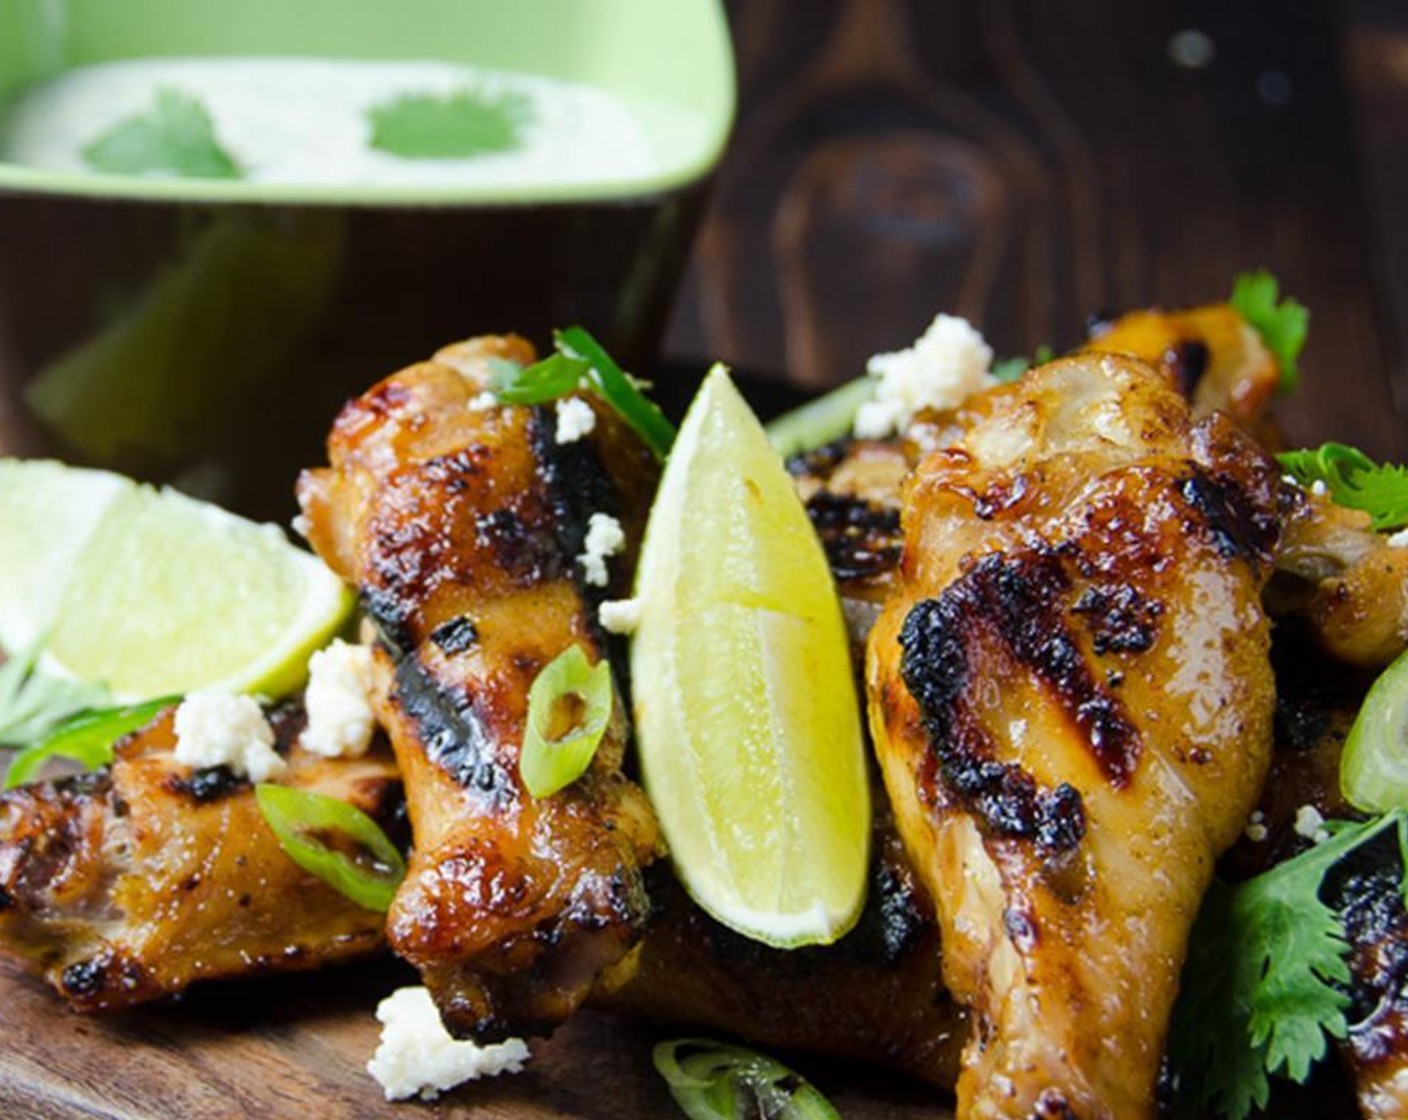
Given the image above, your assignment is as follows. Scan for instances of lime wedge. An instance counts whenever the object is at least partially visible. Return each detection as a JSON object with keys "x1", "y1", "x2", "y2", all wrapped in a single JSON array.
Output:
[
  {"x1": 631, "y1": 366, "x2": 870, "y2": 946},
  {"x1": 0, "y1": 459, "x2": 134, "y2": 655},
  {"x1": 1341, "y1": 646, "x2": 1408, "y2": 814},
  {"x1": 0, "y1": 459, "x2": 353, "y2": 700}
]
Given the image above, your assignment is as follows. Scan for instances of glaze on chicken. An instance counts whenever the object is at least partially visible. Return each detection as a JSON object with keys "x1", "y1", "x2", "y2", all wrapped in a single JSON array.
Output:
[
  {"x1": 0, "y1": 706, "x2": 401, "y2": 1011},
  {"x1": 297, "y1": 336, "x2": 661, "y2": 1041},
  {"x1": 867, "y1": 354, "x2": 1284, "y2": 1118}
]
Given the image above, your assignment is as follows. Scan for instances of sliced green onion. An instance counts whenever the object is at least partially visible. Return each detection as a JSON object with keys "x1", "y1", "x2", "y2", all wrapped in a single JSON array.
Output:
[
  {"x1": 4, "y1": 696, "x2": 177, "y2": 789},
  {"x1": 1342, "y1": 646, "x2": 1408, "y2": 814},
  {"x1": 653, "y1": 1039, "x2": 842, "y2": 1120},
  {"x1": 557, "y1": 327, "x2": 676, "y2": 460},
  {"x1": 520, "y1": 644, "x2": 612, "y2": 798},
  {"x1": 490, "y1": 352, "x2": 592, "y2": 405},
  {"x1": 764, "y1": 375, "x2": 875, "y2": 458},
  {"x1": 254, "y1": 784, "x2": 407, "y2": 912}
]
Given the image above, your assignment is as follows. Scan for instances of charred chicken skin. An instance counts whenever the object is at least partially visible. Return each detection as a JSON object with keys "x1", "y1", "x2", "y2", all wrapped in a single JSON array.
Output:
[
  {"x1": 297, "y1": 335, "x2": 661, "y2": 1041},
  {"x1": 867, "y1": 354, "x2": 1284, "y2": 1118},
  {"x1": 0, "y1": 705, "x2": 401, "y2": 1012}
]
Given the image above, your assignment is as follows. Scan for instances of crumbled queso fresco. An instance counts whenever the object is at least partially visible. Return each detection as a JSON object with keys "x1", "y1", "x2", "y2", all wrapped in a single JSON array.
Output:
[
  {"x1": 554, "y1": 396, "x2": 596, "y2": 444},
  {"x1": 302, "y1": 640, "x2": 378, "y2": 758},
  {"x1": 367, "y1": 986, "x2": 529, "y2": 1101},
  {"x1": 173, "y1": 692, "x2": 285, "y2": 781},
  {"x1": 599, "y1": 597, "x2": 642, "y2": 635},
  {"x1": 853, "y1": 313, "x2": 996, "y2": 440},
  {"x1": 578, "y1": 512, "x2": 625, "y2": 587},
  {"x1": 1388, "y1": 527, "x2": 1408, "y2": 549},
  {"x1": 1294, "y1": 804, "x2": 1331, "y2": 844}
]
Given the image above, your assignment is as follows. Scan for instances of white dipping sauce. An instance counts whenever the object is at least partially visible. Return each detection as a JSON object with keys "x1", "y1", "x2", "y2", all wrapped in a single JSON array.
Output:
[{"x1": 1, "y1": 57, "x2": 681, "y2": 187}]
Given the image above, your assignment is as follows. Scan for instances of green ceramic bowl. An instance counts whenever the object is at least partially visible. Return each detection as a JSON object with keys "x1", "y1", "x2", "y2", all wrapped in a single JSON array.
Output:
[{"x1": 0, "y1": 0, "x2": 735, "y2": 517}]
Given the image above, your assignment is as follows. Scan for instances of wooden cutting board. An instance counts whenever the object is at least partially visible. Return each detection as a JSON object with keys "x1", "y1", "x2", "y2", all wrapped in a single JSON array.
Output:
[{"x1": 0, "y1": 953, "x2": 950, "y2": 1119}]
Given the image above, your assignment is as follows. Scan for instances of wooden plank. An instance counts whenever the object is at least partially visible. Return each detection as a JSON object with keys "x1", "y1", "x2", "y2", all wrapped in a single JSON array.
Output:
[
  {"x1": 667, "y1": 0, "x2": 1408, "y2": 457},
  {"x1": 0, "y1": 955, "x2": 948, "y2": 1119}
]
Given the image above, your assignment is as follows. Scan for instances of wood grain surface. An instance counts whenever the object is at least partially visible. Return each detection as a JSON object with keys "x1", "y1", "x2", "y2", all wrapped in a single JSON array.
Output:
[
  {"x1": 666, "y1": 0, "x2": 1408, "y2": 459},
  {"x1": 3, "y1": 2, "x2": 1404, "y2": 1117},
  {"x1": 0, "y1": 952, "x2": 947, "y2": 1120}
]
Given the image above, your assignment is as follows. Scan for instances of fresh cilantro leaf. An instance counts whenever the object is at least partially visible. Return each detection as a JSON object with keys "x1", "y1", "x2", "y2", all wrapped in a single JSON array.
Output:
[
  {"x1": 1277, "y1": 442, "x2": 1408, "y2": 531},
  {"x1": 1169, "y1": 814, "x2": 1400, "y2": 1119},
  {"x1": 0, "y1": 639, "x2": 111, "y2": 751},
  {"x1": 991, "y1": 344, "x2": 1057, "y2": 384},
  {"x1": 368, "y1": 86, "x2": 533, "y2": 159},
  {"x1": 1229, "y1": 269, "x2": 1308, "y2": 393},
  {"x1": 82, "y1": 88, "x2": 241, "y2": 179}
]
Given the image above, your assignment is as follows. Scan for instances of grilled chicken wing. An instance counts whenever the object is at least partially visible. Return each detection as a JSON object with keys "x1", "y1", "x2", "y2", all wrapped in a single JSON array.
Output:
[
  {"x1": 1082, "y1": 302, "x2": 1280, "y2": 428},
  {"x1": 1271, "y1": 491, "x2": 1408, "y2": 670},
  {"x1": 297, "y1": 336, "x2": 661, "y2": 1041},
  {"x1": 867, "y1": 354, "x2": 1284, "y2": 1118},
  {"x1": 0, "y1": 705, "x2": 401, "y2": 1012},
  {"x1": 602, "y1": 789, "x2": 966, "y2": 1087}
]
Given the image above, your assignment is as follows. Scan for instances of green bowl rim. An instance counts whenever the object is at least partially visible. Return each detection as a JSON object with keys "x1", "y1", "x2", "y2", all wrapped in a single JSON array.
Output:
[{"x1": 0, "y1": 27, "x2": 737, "y2": 208}]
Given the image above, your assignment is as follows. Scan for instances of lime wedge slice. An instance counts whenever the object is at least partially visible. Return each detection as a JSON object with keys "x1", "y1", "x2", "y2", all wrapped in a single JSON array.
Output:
[
  {"x1": 1341, "y1": 646, "x2": 1408, "y2": 814},
  {"x1": 0, "y1": 459, "x2": 353, "y2": 700},
  {"x1": 0, "y1": 459, "x2": 134, "y2": 655},
  {"x1": 631, "y1": 366, "x2": 870, "y2": 947}
]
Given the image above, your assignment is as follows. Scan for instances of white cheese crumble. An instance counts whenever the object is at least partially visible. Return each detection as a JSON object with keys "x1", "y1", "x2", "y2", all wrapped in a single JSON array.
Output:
[
  {"x1": 854, "y1": 313, "x2": 995, "y2": 439},
  {"x1": 173, "y1": 692, "x2": 284, "y2": 782},
  {"x1": 467, "y1": 391, "x2": 498, "y2": 412},
  {"x1": 1293, "y1": 804, "x2": 1330, "y2": 844},
  {"x1": 578, "y1": 513, "x2": 625, "y2": 588},
  {"x1": 1310, "y1": 479, "x2": 1329, "y2": 498},
  {"x1": 367, "y1": 986, "x2": 529, "y2": 1102},
  {"x1": 1244, "y1": 809, "x2": 1268, "y2": 844},
  {"x1": 1388, "y1": 528, "x2": 1408, "y2": 549},
  {"x1": 554, "y1": 396, "x2": 597, "y2": 444},
  {"x1": 599, "y1": 597, "x2": 642, "y2": 635},
  {"x1": 303, "y1": 640, "x2": 378, "y2": 758}
]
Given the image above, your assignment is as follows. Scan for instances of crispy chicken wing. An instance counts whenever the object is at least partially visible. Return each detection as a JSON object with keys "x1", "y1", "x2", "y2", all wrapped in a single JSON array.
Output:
[
  {"x1": 602, "y1": 789, "x2": 966, "y2": 1087},
  {"x1": 297, "y1": 336, "x2": 661, "y2": 1041},
  {"x1": 0, "y1": 705, "x2": 401, "y2": 1012},
  {"x1": 1271, "y1": 491, "x2": 1408, "y2": 670},
  {"x1": 867, "y1": 355, "x2": 1284, "y2": 1118},
  {"x1": 1082, "y1": 302, "x2": 1280, "y2": 428}
]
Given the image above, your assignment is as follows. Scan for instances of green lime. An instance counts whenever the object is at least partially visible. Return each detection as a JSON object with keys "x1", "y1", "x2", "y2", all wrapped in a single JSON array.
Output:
[
  {"x1": 630, "y1": 366, "x2": 870, "y2": 947},
  {"x1": 1341, "y1": 646, "x2": 1408, "y2": 814},
  {"x1": 0, "y1": 459, "x2": 353, "y2": 700},
  {"x1": 0, "y1": 459, "x2": 133, "y2": 655}
]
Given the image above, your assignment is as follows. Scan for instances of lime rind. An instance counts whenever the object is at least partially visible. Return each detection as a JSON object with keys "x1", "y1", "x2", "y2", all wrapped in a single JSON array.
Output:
[
  {"x1": 1342, "y1": 646, "x2": 1408, "y2": 814},
  {"x1": 0, "y1": 459, "x2": 352, "y2": 701},
  {"x1": 0, "y1": 459, "x2": 133, "y2": 655},
  {"x1": 631, "y1": 366, "x2": 870, "y2": 947}
]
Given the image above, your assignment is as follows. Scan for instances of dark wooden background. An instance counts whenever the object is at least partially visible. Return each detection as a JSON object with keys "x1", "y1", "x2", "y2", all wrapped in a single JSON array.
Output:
[{"x1": 665, "y1": 0, "x2": 1408, "y2": 459}]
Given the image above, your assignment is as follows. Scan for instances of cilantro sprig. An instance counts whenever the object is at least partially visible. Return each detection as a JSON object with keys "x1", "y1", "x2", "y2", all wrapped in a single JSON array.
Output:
[
  {"x1": 1229, "y1": 269, "x2": 1308, "y2": 393},
  {"x1": 82, "y1": 88, "x2": 241, "y2": 179},
  {"x1": 1278, "y1": 443, "x2": 1408, "y2": 531},
  {"x1": 1169, "y1": 812, "x2": 1406, "y2": 1118}
]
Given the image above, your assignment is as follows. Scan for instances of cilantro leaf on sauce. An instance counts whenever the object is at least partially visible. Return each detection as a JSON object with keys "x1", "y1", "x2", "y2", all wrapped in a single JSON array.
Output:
[
  {"x1": 82, "y1": 88, "x2": 241, "y2": 179},
  {"x1": 367, "y1": 86, "x2": 533, "y2": 159}
]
